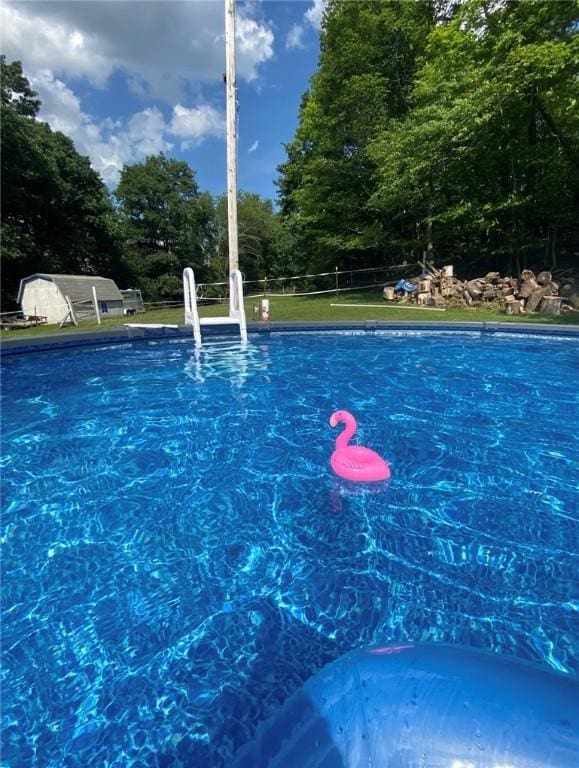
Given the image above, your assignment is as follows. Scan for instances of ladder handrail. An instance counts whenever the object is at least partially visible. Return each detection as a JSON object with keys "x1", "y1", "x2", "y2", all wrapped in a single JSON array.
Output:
[
  {"x1": 229, "y1": 269, "x2": 248, "y2": 343},
  {"x1": 183, "y1": 268, "x2": 201, "y2": 345},
  {"x1": 183, "y1": 267, "x2": 246, "y2": 345}
]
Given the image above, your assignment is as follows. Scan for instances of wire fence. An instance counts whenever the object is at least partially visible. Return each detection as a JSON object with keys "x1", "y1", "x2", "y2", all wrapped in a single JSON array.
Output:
[
  {"x1": 0, "y1": 262, "x2": 423, "y2": 326},
  {"x1": 2, "y1": 263, "x2": 422, "y2": 318},
  {"x1": 143, "y1": 262, "x2": 419, "y2": 310}
]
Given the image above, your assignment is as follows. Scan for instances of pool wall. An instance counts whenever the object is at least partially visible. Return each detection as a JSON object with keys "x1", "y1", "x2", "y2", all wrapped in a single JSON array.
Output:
[{"x1": 2, "y1": 319, "x2": 578, "y2": 356}]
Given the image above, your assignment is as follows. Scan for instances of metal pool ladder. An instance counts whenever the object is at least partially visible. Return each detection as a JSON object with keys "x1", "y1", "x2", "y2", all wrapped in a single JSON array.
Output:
[{"x1": 183, "y1": 267, "x2": 247, "y2": 346}]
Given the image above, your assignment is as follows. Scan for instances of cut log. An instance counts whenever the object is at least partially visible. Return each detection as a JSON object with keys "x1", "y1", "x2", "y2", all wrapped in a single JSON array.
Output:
[
  {"x1": 425, "y1": 265, "x2": 440, "y2": 279},
  {"x1": 538, "y1": 296, "x2": 561, "y2": 316},
  {"x1": 520, "y1": 269, "x2": 536, "y2": 282},
  {"x1": 536, "y1": 271, "x2": 553, "y2": 285},
  {"x1": 540, "y1": 283, "x2": 558, "y2": 297},
  {"x1": 518, "y1": 279, "x2": 539, "y2": 298},
  {"x1": 525, "y1": 286, "x2": 549, "y2": 313},
  {"x1": 466, "y1": 280, "x2": 483, "y2": 299},
  {"x1": 504, "y1": 296, "x2": 523, "y2": 315},
  {"x1": 383, "y1": 286, "x2": 395, "y2": 301}
]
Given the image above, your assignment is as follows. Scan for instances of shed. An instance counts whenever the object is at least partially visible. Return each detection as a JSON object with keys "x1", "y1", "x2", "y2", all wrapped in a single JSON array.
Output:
[{"x1": 17, "y1": 274, "x2": 125, "y2": 325}]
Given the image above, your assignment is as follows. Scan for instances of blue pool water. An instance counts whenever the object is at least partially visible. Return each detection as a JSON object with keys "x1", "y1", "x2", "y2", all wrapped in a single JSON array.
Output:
[{"x1": 2, "y1": 331, "x2": 578, "y2": 767}]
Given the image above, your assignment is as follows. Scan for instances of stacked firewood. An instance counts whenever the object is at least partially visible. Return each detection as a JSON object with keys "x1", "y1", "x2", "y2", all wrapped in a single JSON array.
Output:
[
  {"x1": 505, "y1": 270, "x2": 560, "y2": 316},
  {"x1": 383, "y1": 265, "x2": 575, "y2": 316}
]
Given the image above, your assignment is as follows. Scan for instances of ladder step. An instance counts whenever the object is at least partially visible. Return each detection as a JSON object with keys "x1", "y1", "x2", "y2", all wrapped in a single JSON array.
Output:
[
  {"x1": 199, "y1": 317, "x2": 241, "y2": 326},
  {"x1": 124, "y1": 323, "x2": 179, "y2": 329}
]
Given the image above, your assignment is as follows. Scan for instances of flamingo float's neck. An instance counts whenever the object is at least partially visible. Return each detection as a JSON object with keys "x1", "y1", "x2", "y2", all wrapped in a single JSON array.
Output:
[{"x1": 334, "y1": 412, "x2": 357, "y2": 449}]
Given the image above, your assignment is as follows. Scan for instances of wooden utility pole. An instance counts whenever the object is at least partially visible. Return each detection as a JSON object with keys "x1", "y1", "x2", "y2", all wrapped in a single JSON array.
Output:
[{"x1": 225, "y1": 0, "x2": 239, "y2": 273}]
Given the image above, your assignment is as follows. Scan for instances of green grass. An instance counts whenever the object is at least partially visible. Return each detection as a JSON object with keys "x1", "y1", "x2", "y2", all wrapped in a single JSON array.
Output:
[{"x1": 2, "y1": 289, "x2": 577, "y2": 338}]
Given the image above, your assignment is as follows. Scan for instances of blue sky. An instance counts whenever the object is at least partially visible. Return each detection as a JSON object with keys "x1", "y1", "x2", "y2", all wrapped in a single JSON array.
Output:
[{"x1": 1, "y1": 1, "x2": 324, "y2": 201}]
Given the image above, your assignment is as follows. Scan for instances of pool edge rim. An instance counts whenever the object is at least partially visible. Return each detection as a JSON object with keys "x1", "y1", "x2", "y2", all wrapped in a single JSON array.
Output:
[{"x1": 1, "y1": 319, "x2": 578, "y2": 356}]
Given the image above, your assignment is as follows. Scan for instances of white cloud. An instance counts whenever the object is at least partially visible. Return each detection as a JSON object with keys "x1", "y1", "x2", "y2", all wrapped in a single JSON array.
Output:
[
  {"x1": 30, "y1": 71, "x2": 227, "y2": 186},
  {"x1": 1, "y1": 2, "x2": 112, "y2": 87},
  {"x1": 0, "y1": 0, "x2": 274, "y2": 186},
  {"x1": 1, "y1": 0, "x2": 275, "y2": 103},
  {"x1": 305, "y1": 0, "x2": 327, "y2": 31},
  {"x1": 170, "y1": 104, "x2": 225, "y2": 150},
  {"x1": 248, "y1": 140, "x2": 259, "y2": 154},
  {"x1": 235, "y1": 14, "x2": 274, "y2": 83},
  {"x1": 286, "y1": 24, "x2": 304, "y2": 50},
  {"x1": 126, "y1": 108, "x2": 172, "y2": 158},
  {"x1": 286, "y1": 0, "x2": 326, "y2": 51}
]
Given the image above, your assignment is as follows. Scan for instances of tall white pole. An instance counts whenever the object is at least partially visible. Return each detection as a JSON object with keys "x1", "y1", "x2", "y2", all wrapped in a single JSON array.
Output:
[{"x1": 225, "y1": 0, "x2": 239, "y2": 273}]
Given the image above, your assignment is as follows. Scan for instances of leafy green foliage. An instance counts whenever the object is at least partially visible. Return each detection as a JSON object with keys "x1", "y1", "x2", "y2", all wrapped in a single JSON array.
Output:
[
  {"x1": 1, "y1": 58, "x2": 123, "y2": 310},
  {"x1": 114, "y1": 154, "x2": 215, "y2": 300},
  {"x1": 278, "y1": 0, "x2": 579, "y2": 277},
  {"x1": 370, "y1": 0, "x2": 579, "y2": 272},
  {"x1": 277, "y1": 1, "x2": 435, "y2": 275},
  {"x1": 1, "y1": 56, "x2": 40, "y2": 116},
  {"x1": 1, "y1": 58, "x2": 288, "y2": 309},
  {"x1": 212, "y1": 192, "x2": 288, "y2": 285}
]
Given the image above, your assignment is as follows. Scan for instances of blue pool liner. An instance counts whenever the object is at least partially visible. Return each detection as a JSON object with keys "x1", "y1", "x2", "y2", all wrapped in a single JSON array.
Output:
[
  {"x1": 231, "y1": 643, "x2": 579, "y2": 767},
  {"x1": 2, "y1": 321, "x2": 577, "y2": 356}
]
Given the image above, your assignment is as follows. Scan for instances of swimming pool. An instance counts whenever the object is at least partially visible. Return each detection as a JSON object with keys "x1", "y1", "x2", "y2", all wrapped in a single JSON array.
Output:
[{"x1": 2, "y1": 330, "x2": 578, "y2": 766}]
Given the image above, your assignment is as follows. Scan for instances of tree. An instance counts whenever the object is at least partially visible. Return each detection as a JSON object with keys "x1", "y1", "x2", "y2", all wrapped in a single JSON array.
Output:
[
  {"x1": 115, "y1": 154, "x2": 214, "y2": 301},
  {"x1": 368, "y1": 0, "x2": 579, "y2": 272},
  {"x1": 278, "y1": 0, "x2": 578, "y2": 278},
  {"x1": 276, "y1": 1, "x2": 435, "y2": 275},
  {"x1": 1, "y1": 56, "x2": 40, "y2": 116},
  {"x1": 1, "y1": 58, "x2": 124, "y2": 310},
  {"x1": 212, "y1": 192, "x2": 286, "y2": 285}
]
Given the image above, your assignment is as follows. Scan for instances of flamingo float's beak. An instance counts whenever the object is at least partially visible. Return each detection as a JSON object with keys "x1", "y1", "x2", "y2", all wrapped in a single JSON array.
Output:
[{"x1": 329, "y1": 412, "x2": 339, "y2": 428}]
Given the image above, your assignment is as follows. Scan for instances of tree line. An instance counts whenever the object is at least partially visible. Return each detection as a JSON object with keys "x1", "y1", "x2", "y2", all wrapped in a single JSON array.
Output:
[
  {"x1": 3, "y1": 1, "x2": 577, "y2": 311},
  {"x1": 277, "y1": 0, "x2": 579, "y2": 278},
  {"x1": 1, "y1": 57, "x2": 287, "y2": 311}
]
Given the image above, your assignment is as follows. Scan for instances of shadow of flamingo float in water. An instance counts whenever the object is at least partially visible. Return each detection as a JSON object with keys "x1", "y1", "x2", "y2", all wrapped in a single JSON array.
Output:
[{"x1": 329, "y1": 410, "x2": 391, "y2": 482}]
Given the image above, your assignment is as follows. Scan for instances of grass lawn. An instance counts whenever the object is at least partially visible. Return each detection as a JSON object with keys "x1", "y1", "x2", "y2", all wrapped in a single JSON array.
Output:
[{"x1": 2, "y1": 288, "x2": 578, "y2": 338}]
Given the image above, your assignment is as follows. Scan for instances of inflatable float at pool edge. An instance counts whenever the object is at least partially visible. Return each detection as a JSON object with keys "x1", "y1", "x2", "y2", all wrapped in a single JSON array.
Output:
[{"x1": 231, "y1": 643, "x2": 579, "y2": 767}]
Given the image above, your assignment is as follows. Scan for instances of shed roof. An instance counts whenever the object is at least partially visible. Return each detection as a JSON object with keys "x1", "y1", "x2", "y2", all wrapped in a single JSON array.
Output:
[{"x1": 18, "y1": 274, "x2": 123, "y2": 304}]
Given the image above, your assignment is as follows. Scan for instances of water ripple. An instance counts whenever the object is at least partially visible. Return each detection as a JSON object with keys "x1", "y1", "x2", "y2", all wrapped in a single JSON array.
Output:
[{"x1": 1, "y1": 331, "x2": 578, "y2": 767}]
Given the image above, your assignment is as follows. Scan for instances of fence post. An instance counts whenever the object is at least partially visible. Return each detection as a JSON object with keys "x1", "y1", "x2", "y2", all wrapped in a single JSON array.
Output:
[
  {"x1": 92, "y1": 286, "x2": 101, "y2": 325},
  {"x1": 335, "y1": 266, "x2": 339, "y2": 297},
  {"x1": 63, "y1": 295, "x2": 78, "y2": 327}
]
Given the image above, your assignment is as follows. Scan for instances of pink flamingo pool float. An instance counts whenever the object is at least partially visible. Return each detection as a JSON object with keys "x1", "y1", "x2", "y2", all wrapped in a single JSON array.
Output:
[{"x1": 329, "y1": 410, "x2": 391, "y2": 482}]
